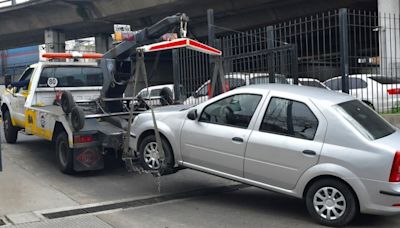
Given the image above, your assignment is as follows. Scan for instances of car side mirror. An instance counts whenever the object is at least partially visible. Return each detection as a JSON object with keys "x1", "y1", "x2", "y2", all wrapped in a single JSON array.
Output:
[
  {"x1": 187, "y1": 109, "x2": 198, "y2": 120},
  {"x1": 4, "y1": 75, "x2": 11, "y2": 88}
]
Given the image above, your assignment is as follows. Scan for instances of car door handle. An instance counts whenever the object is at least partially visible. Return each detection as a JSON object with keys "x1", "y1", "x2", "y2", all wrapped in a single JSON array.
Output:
[
  {"x1": 302, "y1": 150, "x2": 317, "y2": 156},
  {"x1": 232, "y1": 137, "x2": 244, "y2": 143}
]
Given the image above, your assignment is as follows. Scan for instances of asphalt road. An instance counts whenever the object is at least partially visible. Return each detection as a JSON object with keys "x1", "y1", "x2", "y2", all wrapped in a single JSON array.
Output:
[{"x1": 0, "y1": 131, "x2": 399, "y2": 227}]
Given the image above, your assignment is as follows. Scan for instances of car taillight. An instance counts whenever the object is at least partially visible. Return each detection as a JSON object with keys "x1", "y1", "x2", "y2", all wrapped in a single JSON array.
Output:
[
  {"x1": 74, "y1": 135, "x2": 94, "y2": 144},
  {"x1": 389, "y1": 151, "x2": 400, "y2": 182},
  {"x1": 387, "y1": 88, "x2": 400, "y2": 95}
]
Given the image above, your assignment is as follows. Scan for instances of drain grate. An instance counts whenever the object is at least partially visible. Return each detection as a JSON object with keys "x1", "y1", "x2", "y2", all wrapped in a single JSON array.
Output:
[{"x1": 43, "y1": 184, "x2": 248, "y2": 219}]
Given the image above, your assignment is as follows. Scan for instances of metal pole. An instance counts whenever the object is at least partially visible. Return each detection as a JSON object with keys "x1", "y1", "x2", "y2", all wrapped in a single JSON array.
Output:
[
  {"x1": 11, "y1": 0, "x2": 16, "y2": 5},
  {"x1": 339, "y1": 8, "x2": 350, "y2": 94},
  {"x1": 207, "y1": 9, "x2": 221, "y2": 96},
  {"x1": 267, "y1": 26, "x2": 276, "y2": 83}
]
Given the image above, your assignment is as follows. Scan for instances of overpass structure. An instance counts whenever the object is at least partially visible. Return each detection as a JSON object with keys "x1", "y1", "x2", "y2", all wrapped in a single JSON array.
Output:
[{"x1": 0, "y1": 0, "x2": 376, "y2": 52}]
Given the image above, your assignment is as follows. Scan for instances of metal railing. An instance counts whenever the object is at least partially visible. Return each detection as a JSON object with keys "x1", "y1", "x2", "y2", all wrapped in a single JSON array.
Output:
[{"x1": 174, "y1": 8, "x2": 400, "y2": 113}]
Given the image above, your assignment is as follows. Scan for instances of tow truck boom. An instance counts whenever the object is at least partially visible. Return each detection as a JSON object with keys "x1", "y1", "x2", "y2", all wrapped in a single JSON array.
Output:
[{"x1": 100, "y1": 14, "x2": 189, "y2": 112}]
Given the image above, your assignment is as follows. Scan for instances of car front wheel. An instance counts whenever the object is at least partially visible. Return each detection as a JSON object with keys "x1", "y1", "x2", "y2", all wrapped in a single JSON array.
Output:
[
  {"x1": 305, "y1": 178, "x2": 358, "y2": 227},
  {"x1": 139, "y1": 134, "x2": 175, "y2": 175}
]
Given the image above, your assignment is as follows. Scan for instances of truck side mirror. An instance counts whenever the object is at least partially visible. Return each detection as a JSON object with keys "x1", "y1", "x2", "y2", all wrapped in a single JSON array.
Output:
[
  {"x1": 187, "y1": 109, "x2": 198, "y2": 120},
  {"x1": 4, "y1": 75, "x2": 11, "y2": 88}
]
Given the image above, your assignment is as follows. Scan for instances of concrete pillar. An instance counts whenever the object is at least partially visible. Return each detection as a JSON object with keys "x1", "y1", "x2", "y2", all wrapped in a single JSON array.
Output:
[
  {"x1": 95, "y1": 33, "x2": 112, "y2": 54},
  {"x1": 378, "y1": 0, "x2": 400, "y2": 76},
  {"x1": 44, "y1": 29, "x2": 65, "y2": 53}
]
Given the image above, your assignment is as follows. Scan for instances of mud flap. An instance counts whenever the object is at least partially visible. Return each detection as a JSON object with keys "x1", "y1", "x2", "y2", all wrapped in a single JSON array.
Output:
[{"x1": 73, "y1": 147, "x2": 104, "y2": 172}]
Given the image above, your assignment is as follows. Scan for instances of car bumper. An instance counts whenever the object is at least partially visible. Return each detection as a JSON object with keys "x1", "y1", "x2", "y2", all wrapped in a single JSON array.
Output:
[{"x1": 359, "y1": 178, "x2": 400, "y2": 215}]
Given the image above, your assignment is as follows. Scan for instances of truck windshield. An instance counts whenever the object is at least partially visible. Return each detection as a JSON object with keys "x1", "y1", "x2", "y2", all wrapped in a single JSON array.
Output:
[
  {"x1": 38, "y1": 66, "x2": 103, "y2": 87},
  {"x1": 335, "y1": 100, "x2": 395, "y2": 140}
]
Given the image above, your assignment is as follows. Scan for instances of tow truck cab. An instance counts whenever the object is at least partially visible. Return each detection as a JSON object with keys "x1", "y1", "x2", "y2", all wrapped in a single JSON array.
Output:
[{"x1": 1, "y1": 62, "x2": 106, "y2": 173}]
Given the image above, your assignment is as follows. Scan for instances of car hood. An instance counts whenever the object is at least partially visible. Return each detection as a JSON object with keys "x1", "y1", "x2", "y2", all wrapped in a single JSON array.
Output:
[{"x1": 151, "y1": 104, "x2": 193, "y2": 113}]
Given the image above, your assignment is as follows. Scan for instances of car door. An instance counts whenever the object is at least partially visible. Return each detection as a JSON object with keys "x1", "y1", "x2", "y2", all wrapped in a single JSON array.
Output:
[
  {"x1": 244, "y1": 95, "x2": 327, "y2": 190},
  {"x1": 12, "y1": 68, "x2": 34, "y2": 126},
  {"x1": 181, "y1": 93, "x2": 264, "y2": 177}
]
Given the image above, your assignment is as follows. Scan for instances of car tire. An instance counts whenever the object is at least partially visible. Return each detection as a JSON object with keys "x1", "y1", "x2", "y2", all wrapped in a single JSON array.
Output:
[
  {"x1": 3, "y1": 110, "x2": 18, "y2": 144},
  {"x1": 71, "y1": 106, "x2": 85, "y2": 132},
  {"x1": 139, "y1": 134, "x2": 175, "y2": 175},
  {"x1": 61, "y1": 91, "x2": 76, "y2": 114},
  {"x1": 55, "y1": 131, "x2": 74, "y2": 174},
  {"x1": 305, "y1": 178, "x2": 358, "y2": 227}
]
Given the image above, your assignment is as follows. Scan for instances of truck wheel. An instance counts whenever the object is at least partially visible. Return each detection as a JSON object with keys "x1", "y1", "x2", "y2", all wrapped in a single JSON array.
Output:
[
  {"x1": 71, "y1": 106, "x2": 85, "y2": 132},
  {"x1": 305, "y1": 178, "x2": 358, "y2": 227},
  {"x1": 61, "y1": 91, "x2": 76, "y2": 114},
  {"x1": 55, "y1": 131, "x2": 74, "y2": 174},
  {"x1": 139, "y1": 134, "x2": 175, "y2": 175},
  {"x1": 3, "y1": 110, "x2": 18, "y2": 144}
]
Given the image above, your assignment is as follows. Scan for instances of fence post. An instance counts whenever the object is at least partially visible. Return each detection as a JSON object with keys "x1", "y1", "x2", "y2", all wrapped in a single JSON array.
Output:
[
  {"x1": 267, "y1": 26, "x2": 276, "y2": 83},
  {"x1": 172, "y1": 49, "x2": 181, "y2": 103},
  {"x1": 339, "y1": 8, "x2": 350, "y2": 93},
  {"x1": 292, "y1": 45, "x2": 299, "y2": 85},
  {"x1": 207, "y1": 9, "x2": 222, "y2": 96}
]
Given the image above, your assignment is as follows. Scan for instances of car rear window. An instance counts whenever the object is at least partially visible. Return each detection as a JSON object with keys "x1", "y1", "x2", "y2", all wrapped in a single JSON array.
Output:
[
  {"x1": 336, "y1": 100, "x2": 395, "y2": 140},
  {"x1": 38, "y1": 66, "x2": 103, "y2": 87}
]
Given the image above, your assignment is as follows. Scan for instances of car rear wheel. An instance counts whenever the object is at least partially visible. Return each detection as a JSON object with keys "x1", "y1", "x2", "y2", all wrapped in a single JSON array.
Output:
[
  {"x1": 139, "y1": 134, "x2": 175, "y2": 175},
  {"x1": 3, "y1": 110, "x2": 18, "y2": 144},
  {"x1": 55, "y1": 131, "x2": 74, "y2": 174},
  {"x1": 305, "y1": 178, "x2": 358, "y2": 227}
]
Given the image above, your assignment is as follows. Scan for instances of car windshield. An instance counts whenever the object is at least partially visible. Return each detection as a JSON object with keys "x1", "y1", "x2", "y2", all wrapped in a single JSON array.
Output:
[{"x1": 335, "y1": 100, "x2": 395, "y2": 140}]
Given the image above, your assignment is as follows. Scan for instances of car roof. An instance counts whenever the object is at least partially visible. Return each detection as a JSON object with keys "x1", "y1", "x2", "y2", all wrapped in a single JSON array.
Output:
[{"x1": 235, "y1": 84, "x2": 353, "y2": 105}]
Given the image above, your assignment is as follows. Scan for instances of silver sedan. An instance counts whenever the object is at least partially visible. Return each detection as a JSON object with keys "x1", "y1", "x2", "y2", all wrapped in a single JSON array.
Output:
[{"x1": 130, "y1": 84, "x2": 400, "y2": 227}]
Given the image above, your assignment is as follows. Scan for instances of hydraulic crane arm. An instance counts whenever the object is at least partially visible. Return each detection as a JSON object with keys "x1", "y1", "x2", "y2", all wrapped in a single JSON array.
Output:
[
  {"x1": 100, "y1": 13, "x2": 189, "y2": 112},
  {"x1": 103, "y1": 13, "x2": 189, "y2": 60}
]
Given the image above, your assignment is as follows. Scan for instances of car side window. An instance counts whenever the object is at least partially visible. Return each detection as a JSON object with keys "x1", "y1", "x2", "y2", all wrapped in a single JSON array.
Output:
[
  {"x1": 199, "y1": 94, "x2": 262, "y2": 129},
  {"x1": 16, "y1": 68, "x2": 34, "y2": 92},
  {"x1": 260, "y1": 97, "x2": 319, "y2": 140},
  {"x1": 197, "y1": 83, "x2": 209, "y2": 96},
  {"x1": 349, "y1": 78, "x2": 368, "y2": 89},
  {"x1": 325, "y1": 78, "x2": 342, "y2": 90}
]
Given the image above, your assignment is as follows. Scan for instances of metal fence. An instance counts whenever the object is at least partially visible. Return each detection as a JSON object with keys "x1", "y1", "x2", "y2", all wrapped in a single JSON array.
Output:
[{"x1": 175, "y1": 8, "x2": 400, "y2": 113}]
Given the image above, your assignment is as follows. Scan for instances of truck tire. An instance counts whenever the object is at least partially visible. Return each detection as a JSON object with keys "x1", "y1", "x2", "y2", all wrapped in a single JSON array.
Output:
[
  {"x1": 61, "y1": 91, "x2": 76, "y2": 114},
  {"x1": 71, "y1": 106, "x2": 85, "y2": 132},
  {"x1": 3, "y1": 110, "x2": 18, "y2": 144},
  {"x1": 55, "y1": 131, "x2": 74, "y2": 174},
  {"x1": 139, "y1": 134, "x2": 175, "y2": 175}
]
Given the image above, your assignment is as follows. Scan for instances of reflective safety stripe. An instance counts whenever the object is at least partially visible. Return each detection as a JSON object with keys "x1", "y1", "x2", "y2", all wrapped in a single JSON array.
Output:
[{"x1": 139, "y1": 38, "x2": 222, "y2": 56}]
